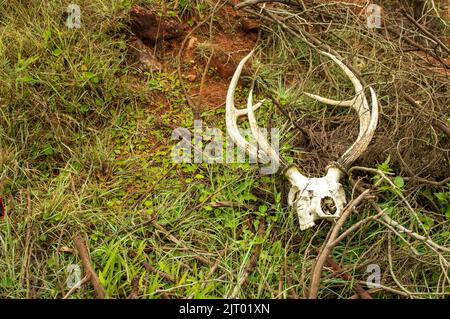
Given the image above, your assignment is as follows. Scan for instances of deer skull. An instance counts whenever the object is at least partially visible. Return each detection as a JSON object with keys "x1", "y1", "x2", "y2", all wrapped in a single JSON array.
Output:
[
  {"x1": 226, "y1": 49, "x2": 378, "y2": 230},
  {"x1": 285, "y1": 165, "x2": 346, "y2": 230}
]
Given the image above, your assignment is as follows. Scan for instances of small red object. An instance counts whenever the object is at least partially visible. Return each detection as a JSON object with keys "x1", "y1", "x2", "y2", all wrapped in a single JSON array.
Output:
[{"x1": 0, "y1": 195, "x2": 5, "y2": 218}]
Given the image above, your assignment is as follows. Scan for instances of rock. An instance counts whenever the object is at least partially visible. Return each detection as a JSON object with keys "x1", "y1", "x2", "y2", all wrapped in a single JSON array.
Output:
[
  {"x1": 130, "y1": 5, "x2": 184, "y2": 43},
  {"x1": 127, "y1": 38, "x2": 162, "y2": 72}
]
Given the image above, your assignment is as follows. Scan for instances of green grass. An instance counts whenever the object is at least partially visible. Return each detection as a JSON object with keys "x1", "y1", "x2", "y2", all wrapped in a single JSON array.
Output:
[{"x1": 0, "y1": 0, "x2": 449, "y2": 299}]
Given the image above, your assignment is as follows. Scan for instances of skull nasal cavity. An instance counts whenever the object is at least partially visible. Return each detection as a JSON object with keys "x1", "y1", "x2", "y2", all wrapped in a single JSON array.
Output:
[{"x1": 320, "y1": 196, "x2": 337, "y2": 215}]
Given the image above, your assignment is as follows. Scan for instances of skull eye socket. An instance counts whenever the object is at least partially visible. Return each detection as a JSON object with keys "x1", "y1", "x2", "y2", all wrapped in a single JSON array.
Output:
[{"x1": 320, "y1": 196, "x2": 337, "y2": 215}]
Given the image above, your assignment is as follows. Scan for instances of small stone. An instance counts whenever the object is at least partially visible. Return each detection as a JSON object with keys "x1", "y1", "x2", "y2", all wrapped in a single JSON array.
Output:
[{"x1": 127, "y1": 38, "x2": 162, "y2": 72}]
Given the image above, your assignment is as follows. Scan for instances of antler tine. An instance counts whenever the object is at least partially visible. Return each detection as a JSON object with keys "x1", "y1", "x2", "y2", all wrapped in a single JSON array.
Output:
[
  {"x1": 226, "y1": 50, "x2": 270, "y2": 163},
  {"x1": 247, "y1": 88, "x2": 281, "y2": 166},
  {"x1": 304, "y1": 50, "x2": 379, "y2": 169}
]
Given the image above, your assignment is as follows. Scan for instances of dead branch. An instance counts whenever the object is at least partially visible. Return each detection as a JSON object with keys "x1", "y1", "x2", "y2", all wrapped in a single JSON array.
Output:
[{"x1": 73, "y1": 235, "x2": 106, "y2": 299}]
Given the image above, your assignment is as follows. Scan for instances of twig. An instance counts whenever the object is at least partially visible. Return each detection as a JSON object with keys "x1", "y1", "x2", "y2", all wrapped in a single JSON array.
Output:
[
  {"x1": 349, "y1": 166, "x2": 427, "y2": 233},
  {"x1": 402, "y1": 92, "x2": 450, "y2": 139},
  {"x1": 198, "y1": 48, "x2": 215, "y2": 111},
  {"x1": 387, "y1": 233, "x2": 414, "y2": 298},
  {"x1": 240, "y1": 5, "x2": 367, "y2": 86},
  {"x1": 388, "y1": 27, "x2": 450, "y2": 69},
  {"x1": 131, "y1": 164, "x2": 176, "y2": 209},
  {"x1": 277, "y1": 261, "x2": 284, "y2": 299},
  {"x1": 330, "y1": 210, "x2": 385, "y2": 247},
  {"x1": 286, "y1": 274, "x2": 298, "y2": 299},
  {"x1": 349, "y1": 288, "x2": 381, "y2": 299},
  {"x1": 73, "y1": 235, "x2": 106, "y2": 299},
  {"x1": 235, "y1": 0, "x2": 302, "y2": 10},
  {"x1": 209, "y1": 201, "x2": 256, "y2": 210},
  {"x1": 325, "y1": 256, "x2": 372, "y2": 299},
  {"x1": 151, "y1": 220, "x2": 213, "y2": 266},
  {"x1": 349, "y1": 167, "x2": 450, "y2": 253},
  {"x1": 356, "y1": 280, "x2": 410, "y2": 297},
  {"x1": 400, "y1": 8, "x2": 450, "y2": 55},
  {"x1": 375, "y1": 205, "x2": 450, "y2": 253},
  {"x1": 63, "y1": 275, "x2": 90, "y2": 299},
  {"x1": 432, "y1": 120, "x2": 450, "y2": 139},
  {"x1": 188, "y1": 242, "x2": 229, "y2": 299},
  {"x1": 265, "y1": 90, "x2": 310, "y2": 144},
  {"x1": 229, "y1": 220, "x2": 266, "y2": 298}
]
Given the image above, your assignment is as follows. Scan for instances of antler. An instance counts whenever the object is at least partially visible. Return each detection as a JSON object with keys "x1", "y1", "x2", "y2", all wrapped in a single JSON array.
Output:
[
  {"x1": 225, "y1": 49, "x2": 379, "y2": 230},
  {"x1": 304, "y1": 50, "x2": 379, "y2": 169},
  {"x1": 226, "y1": 50, "x2": 282, "y2": 168}
]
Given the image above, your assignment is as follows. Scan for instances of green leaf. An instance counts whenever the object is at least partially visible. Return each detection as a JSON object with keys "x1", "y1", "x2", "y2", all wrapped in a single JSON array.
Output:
[
  {"x1": 80, "y1": 104, "x2": 89, "y2": 113},
  {"x1": 144, "y1": 200, "x2": 153, "y2": 207},
  {"x1": 445, "y1": 206, "x2": 450, "y2": 220},
  {"x1": 52, "y1": 48, "x2": 63, "y2": 56},
  {"x1": 377, "y1": 155, "x2": 393, "y2": 173},
  {"x1": 42, "y1": 144, "x2": 54, "y2": 156},
  {"x1": 98, "y1": 271, "x2": 106, "y2": 286},
  {"x1": 47, "y1": 257, "x2": 56, "y2": 268},
  {"x1": 22, "y1": 75, "x2": 36, "y2": 84},
  {"x1": 275, "y1": 192, "x2": 282, "y2": 204},
  {"x1": 83, "y1": 71, "x2": 99, "y2": 84},
  {"x1": 43, "y1": 30, "x2": 52, "y2": 41},
  {"x1": 394, "y1": 176, "x2": 404, "y2": 189},
  {"x1": 241, "y1": 192, "x2": 257, "y2": 202},
  {"x1": 434, "y1": 192, "x2": 449, "y2": 204},
  {"x1": 52, "y1": 212, "x2": 63, "y2": 221},
  {"x1": 258, "y1": 204, "x2": 268, "y2": 214},
  {"x1": 178, "y1": 270, "x2": 189, "y2": 286},
  {"x1": 95, "y1": 98, "x2": 104, "y2": 106}
]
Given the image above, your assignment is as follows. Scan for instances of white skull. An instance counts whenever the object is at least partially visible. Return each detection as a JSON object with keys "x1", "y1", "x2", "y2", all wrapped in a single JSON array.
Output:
[{"x1": 285, "y1": 165, "x2": 346, "y2": 230}]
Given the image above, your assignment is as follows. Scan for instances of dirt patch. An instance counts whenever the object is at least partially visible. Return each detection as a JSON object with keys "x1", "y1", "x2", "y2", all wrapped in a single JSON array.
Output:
[
  {"x1": 130, "y1": 5, "x2": 185, "y2": 43},
  {"x1": 128, "y1": 3, "x2": 258, "y2": 111}
]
